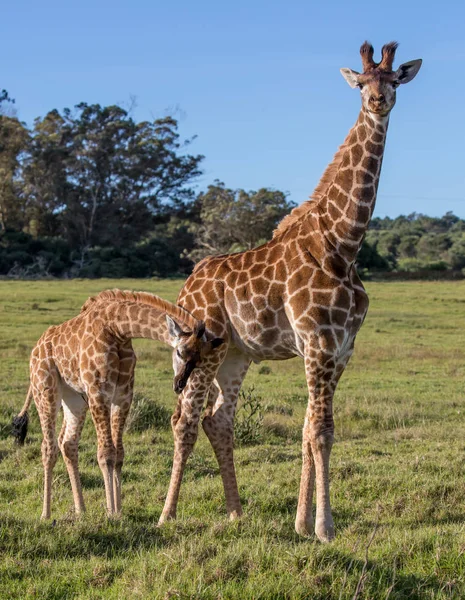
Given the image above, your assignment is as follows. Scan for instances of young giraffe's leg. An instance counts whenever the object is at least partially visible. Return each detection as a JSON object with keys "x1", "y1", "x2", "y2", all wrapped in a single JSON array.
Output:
[
  {"x1": 111, "y1": 343, "x2": 136, "y2": 515},
  {"x1": 86, "y1": 356, "x2": 119, "y2": 516},
  {"x1": 158, "y1": 349, "x2": 226, "y2": 526},
  {"x1": 296, "y1": 338, "x2": 349, "y2": 541},
  {"x1": 33, "y1": 362, "x2": 60, "y2": 520},
  {"x1": 202, "y1": 348, "x2": 251, "y2": 519},
  {"x1": 59, "y1": 385, "x2": 87, "y2": 515}
]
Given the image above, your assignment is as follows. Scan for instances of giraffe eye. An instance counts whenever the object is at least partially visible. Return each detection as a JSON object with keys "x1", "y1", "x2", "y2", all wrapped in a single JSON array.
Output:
[{"x1": 356, "y1": 82, "x2": 364, "y2": 89}]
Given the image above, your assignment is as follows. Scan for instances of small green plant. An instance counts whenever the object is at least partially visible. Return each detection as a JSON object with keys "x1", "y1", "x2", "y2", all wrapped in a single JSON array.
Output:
[
  {"x1": 125, "y1": 392, "x2": 171, "y2": 433},
  {"x1": 258, "y1": 365, "x2": 271, "y2": 375},
  {"x1": 234, "y1": 387, "x2": 264, "y2": 446}
]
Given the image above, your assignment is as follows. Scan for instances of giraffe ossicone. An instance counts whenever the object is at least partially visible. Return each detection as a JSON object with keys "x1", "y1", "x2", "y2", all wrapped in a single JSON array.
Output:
[
  {"x1": 158, "y1": 41, "x2": 422, "y2": 541},
  {"x1": 12, "y1": 289, "x2": 223, "y2": 519}
]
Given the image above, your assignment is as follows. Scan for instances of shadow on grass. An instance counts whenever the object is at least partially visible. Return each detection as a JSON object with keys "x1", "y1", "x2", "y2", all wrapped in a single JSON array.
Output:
[
  {"x1": 0, "y1": 512, "x2": 169, "y2": 560},
  {"x1": 0, "y1": 449, "x2": 11, "y2": 463},
  {"x1": 0, "y1": 512, "x2": 456, "y2": 598},
  {"x1": 314, "y1": 548, "x2": 444, "y2": 600},
  {"x1": 79, "y1": 472, "x2": 104, "y2": 489}
]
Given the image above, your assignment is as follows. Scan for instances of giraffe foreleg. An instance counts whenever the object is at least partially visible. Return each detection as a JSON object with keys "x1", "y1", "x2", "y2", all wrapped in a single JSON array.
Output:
[
  {"x1": 158, "y1": 357, "x2": 221, "y2": 526},
  {"x1": 295, "y1": 415, "x2": 317, "y2": 537},
  {"x1": 296, "y1": 340, "x2": 347, "y2": 541},
  {"x1": 87, "y1": 375, "x2": 118, "y2": 517},
  {"x1": 59, "y1": 386, "x2": 87, "y2": 515},
  {"x1": 111, "y1": 343, "x2": 136, "y2": 515}
]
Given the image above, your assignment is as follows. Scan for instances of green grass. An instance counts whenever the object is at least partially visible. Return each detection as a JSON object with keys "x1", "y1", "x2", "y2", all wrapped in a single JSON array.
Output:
[{"x1": 1, "y1": 278, "x2": 465, "y2": 599}]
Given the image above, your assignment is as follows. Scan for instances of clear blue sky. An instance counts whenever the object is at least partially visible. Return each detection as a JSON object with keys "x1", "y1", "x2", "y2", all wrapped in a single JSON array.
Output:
[{"x1": 3, "y1": 0, "x2": 464, "y2": 218}]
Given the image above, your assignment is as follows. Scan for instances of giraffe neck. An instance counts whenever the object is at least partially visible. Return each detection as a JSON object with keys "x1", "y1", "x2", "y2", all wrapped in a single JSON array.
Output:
[
  {"x1": 106, "y1": 303, "x2": 171, "y2": 346},
  {"x1": 316, "y1": 108, "x2": 389, "y2": 264}
]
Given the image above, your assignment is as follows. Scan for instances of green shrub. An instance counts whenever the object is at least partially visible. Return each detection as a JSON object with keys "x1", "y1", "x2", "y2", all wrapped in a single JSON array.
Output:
[
  {"x1": 397, "y1": 258, "x2": 448, "y2": 272},
  {"x1": 234, "y1": 387, "x2": 264, "y2": 447},
  {"x1": 125, "y1": 393, "x2": 171, "y2": 433}
]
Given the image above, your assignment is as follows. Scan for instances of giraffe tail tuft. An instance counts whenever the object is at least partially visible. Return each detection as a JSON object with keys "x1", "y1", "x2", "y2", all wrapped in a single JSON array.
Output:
[
  {"x1": 12, "y1": 412, "x2": 29, "y2": 445},
  {"x1": 12, "y1": 385, "x2": 33, "y2": 446}
]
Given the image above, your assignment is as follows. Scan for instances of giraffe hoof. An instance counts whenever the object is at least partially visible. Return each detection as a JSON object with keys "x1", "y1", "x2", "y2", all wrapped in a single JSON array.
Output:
[
  {"x1": 315, "y1": 518, "x2": 335, "y2": 542},
  {"x1": 295, "y1": 517, "x2": 314, "y2": 537},
  {"x1": 228, "y1": 509, "x2": 243, "y2": 521},
  {"x1": 157, "y1": 514, "x2": 175, "y2": 527}
]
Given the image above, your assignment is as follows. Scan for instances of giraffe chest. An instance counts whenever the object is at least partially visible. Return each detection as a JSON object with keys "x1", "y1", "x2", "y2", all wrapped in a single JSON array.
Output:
[
  {"x1": 303, "y1": 278, "x2": 367, "y2": 349},
  {"x1": 222, "y1": 268, "x2": 368, "y2": 362},
  {"x1": 285, "y1": 275, "x2": 368, "y2": 358}
]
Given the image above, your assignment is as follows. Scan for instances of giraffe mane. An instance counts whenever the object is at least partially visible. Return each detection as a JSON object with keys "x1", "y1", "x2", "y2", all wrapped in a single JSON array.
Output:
[
  {"x1": 273, "y1": 139, "x2": 348, "y2": 237},
  {"x1": 80, "y1": 289, "x2": 201, "y2": 332}
]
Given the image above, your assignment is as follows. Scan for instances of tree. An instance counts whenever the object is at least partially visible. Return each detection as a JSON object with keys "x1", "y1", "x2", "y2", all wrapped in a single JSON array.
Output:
[
  {"x1": 448, "y1": 234, "x2": 465, "y2": 270},
  {"x1": 397, "y1": 234, "x2": 420, "y2": 259},
  {"x1": 416, "y1": 233, "x2": 451, "y2": 263},
  {"x1": 22, "y1": 110, "x2": 73, "y2": 237},
  {"x1": 365, "y1": 230, "x2": 400, "y2": 269},
  {"x1": 356, "y1": 239, "x2": 390, "y2": 271},
  {"x1": 23, "y1": 103, "x2": 204, "y2": 261},
  {"x1": 188, "y1": 182, "x2": 295, "y2": 261},
  {"x1": 0, "y1": 89, "x2": 15, "y2": 116},
  {"x1": 0, "y1": 116, "x2": 29, "y2": 232}
]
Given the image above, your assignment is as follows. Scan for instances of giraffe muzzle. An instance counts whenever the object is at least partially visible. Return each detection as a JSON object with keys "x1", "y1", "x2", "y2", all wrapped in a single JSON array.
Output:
[{"x1": 173, "y1": 379, "x2": 187, "y2": 394}]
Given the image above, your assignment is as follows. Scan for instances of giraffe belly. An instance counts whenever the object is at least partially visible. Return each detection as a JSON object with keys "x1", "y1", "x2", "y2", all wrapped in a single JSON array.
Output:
[
  {"x1": 228, "y1": 308, "x2": 300, "y2": 362},
  {"x1": 58, "y1": 370, "x2": 86, "y2": 396}
]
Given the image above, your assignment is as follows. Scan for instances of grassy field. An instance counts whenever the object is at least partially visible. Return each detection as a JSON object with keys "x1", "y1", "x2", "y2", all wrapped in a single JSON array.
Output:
[{"x1": 0, "y1": 279, "x2": 465, "y2": 599}]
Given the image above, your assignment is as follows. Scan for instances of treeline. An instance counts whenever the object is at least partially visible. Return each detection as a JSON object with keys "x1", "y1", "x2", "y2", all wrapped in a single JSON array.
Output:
[
  {"x1": 361, "y1": 213, "x2": 465, "y2": 276},
  {"x1": 0, "y1": 92, "x2": 295, "y2": 277},
  {"x1": 1, "y1": 91, "x2": 464, "y2": 279}
]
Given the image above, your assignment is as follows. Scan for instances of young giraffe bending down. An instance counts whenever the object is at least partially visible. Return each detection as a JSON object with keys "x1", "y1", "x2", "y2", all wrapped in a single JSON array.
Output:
[{"x1": 13, "y1": 289, "x2": 224, "y2": 519}]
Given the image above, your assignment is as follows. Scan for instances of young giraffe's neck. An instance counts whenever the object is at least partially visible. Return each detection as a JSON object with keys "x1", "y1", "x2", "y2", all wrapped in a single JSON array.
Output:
[
  {"x1": 105, "y1": 303, "x2": 172, "y2": 346},
  {"x1": 315, "y1": 108, "x2": 389, "y2": 264}
]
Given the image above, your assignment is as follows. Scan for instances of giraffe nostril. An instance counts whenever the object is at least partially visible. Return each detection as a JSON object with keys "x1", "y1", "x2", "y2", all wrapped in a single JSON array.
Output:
[{"x1": 378, "y1": 94, "x2": 385, "y2": 102}]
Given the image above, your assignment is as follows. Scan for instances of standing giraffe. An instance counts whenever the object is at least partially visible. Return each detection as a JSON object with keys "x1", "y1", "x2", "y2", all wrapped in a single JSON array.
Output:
[
  {"x1": 12, "y1": 289, "x2": 223, "y2": 519},
  {"x1": 158, "y1": 42, "x2": 422, "y2": 541}
]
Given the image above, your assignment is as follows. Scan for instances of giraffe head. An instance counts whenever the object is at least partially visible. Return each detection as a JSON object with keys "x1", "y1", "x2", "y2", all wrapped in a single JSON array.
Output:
[
  {"x1": 166, "y1": 317, "x2": 224, "y2": 394},
  {"x1": 340, "y1": 42, "x2": 422, "y2": 116}
]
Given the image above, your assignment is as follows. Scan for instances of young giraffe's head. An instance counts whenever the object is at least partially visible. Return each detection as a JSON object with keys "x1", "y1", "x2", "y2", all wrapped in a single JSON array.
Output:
[
  {"x1": 166, "y1": 317, "x2": 224, "y2": 394},
  {"x1": 340, "y1": 42, "x2": 422, "y2": 116}
]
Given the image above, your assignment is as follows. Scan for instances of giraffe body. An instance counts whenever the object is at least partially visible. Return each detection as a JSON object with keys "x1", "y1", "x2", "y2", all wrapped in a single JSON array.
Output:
[
  {"x1": 13, "y1": 289, "x2": 223, "y2": 519},
  {"x1": 158, "y1": 42, "x2": 421, "y2": 541}
]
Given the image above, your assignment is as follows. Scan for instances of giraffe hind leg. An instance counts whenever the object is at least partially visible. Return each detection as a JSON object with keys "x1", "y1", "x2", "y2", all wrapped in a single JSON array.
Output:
[
  {"x1": 34, "y1": 367, "x2": 61, "y2": 520},
  {"x1": 111, "y1": 343, "x2": 136, "y2": 515},
  {"x1": 60, "y1": 385, "x2": 87, "y2": 515}
]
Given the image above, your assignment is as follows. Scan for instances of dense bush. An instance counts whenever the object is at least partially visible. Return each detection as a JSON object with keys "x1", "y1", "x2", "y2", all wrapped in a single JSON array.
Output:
[{"x1": 357, "y1": 212, "x2": 465, "y2": 278}]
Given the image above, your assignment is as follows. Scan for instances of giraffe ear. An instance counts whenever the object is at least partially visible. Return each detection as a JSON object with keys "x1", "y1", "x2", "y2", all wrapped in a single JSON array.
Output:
[
  {"x1": 194, "y1": 321, "x2": 206, "y2": 339},
  {"x1": 201, "y1": 336, "x2": 225, "y2": 357},
  {"x1": 211, "y1": 337, "x2": 224, "y2": 350},
  {"x1": 393, "y1": 59, "x2": 422, "y2": 85},
  {"x1": 340, "y1": 68, "x2": 361, "y2": 89},
  {"x1": 166, "y1": 316, "x2": 183, "y2": 343}
]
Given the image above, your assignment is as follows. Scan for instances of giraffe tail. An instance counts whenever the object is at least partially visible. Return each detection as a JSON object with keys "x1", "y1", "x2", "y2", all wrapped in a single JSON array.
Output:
[{"x1": 12, "y1": 385, "x2": 32, "y2": 446}]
